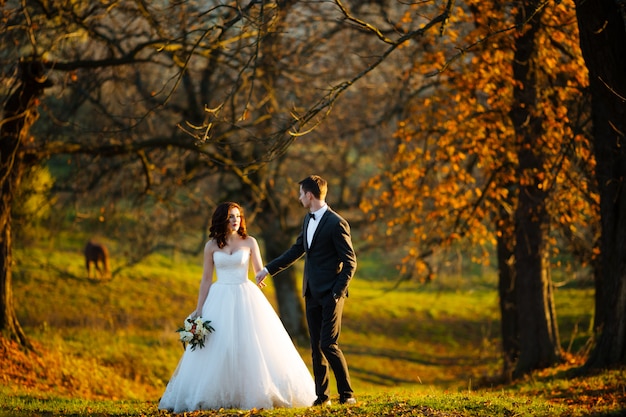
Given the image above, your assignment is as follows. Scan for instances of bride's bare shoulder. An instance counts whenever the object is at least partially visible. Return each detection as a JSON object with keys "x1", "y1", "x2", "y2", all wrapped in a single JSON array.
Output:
[
  {"x1": 204, "y1": 239, "x2": 219, "y2": 252},
  {"x1": 242, "y1": 235, "x2": 260, "y2": 249}
]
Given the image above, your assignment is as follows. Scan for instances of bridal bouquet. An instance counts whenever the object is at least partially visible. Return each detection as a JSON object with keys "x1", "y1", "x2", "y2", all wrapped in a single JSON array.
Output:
[{"x1": 177, "y1": 316, "x2": 215, "y2": 351}]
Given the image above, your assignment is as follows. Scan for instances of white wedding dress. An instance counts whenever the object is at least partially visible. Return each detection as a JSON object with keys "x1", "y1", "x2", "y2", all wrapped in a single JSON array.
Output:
[{"x1": 158, "y1": 249, "x2": 316, "y2": 412}]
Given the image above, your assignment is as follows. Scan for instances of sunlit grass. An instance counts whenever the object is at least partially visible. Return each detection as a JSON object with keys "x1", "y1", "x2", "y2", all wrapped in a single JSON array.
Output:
[{"x1": 3, "y1": 238, "x2": 620, "y2": 416}]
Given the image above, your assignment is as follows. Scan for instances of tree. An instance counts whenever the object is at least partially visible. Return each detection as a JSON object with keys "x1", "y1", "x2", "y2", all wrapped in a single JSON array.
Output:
[
  {"x1": 574, "y1": 0, "x2": 626, "y2": 368},
  {"x1": 0, "y1": 0, "x2": 455, "y2": 347},
  {"x1": 0, "y1": 0, "x2": 309, "y2": 345},
  {"x1": 226, "y1": 0, "x2": 429, "y2": 341},
  {"x1": 1, "y1": 59, "x2": 52, "y2": 347},
  {"x1": 509, "y1": 0, "x2": 563, "y2": 378},
  {"x1": 360, "y1": 0, "x2": 594, "y2": 378}
]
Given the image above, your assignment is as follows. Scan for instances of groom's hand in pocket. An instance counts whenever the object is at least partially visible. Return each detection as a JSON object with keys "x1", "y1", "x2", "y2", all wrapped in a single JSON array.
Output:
[{"x1": 328, "y1": 292, "x2": 340, "y2": 304}]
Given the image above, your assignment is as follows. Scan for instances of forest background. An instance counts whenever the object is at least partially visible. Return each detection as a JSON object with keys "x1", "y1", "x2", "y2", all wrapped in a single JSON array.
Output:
[{"x1": 1, "y1": 0, "x2": 626, "y2": 415}]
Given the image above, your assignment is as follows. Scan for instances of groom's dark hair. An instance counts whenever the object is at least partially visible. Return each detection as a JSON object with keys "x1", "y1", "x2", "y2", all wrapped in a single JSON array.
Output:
[{"x1": 300, "y1": 175, "x2": 327, "y2": 200}]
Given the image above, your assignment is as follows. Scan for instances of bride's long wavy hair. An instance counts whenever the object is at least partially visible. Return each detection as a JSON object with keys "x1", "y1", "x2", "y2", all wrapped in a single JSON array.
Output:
[{"x1": 209, "y1": 202, "x2": 248, "y2": 248}]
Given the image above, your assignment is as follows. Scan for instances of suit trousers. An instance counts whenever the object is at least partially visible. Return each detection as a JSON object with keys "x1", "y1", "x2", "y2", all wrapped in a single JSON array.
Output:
[{"x1": 305, "y1": 293, "x2": 353, "y2": 400}]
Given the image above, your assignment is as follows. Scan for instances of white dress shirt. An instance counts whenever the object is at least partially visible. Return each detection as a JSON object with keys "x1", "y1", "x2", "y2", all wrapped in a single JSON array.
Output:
[
  {"x1": 307, "y1": 204, "x2": 328, "y2": 248},
  {"x1": 261, "y1": 204, "x2": 329, "y2": 276}
]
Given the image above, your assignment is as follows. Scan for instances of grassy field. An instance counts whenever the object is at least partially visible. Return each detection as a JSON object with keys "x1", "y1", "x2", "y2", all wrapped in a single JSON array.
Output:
[{"x1": 1, "y1": 237, "x2": 624, "y2": 416}]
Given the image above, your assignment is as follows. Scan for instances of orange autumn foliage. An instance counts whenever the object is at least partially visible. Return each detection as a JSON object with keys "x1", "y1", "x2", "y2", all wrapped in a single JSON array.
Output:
[
  {"x1": 0, "y1": 337, "x2": 158, "y2": 400},
  {"x1": 362, "y1": 0, "x2": 597, "y2": 280}
]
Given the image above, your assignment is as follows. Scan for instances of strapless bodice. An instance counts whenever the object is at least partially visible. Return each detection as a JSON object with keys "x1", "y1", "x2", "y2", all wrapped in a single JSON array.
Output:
[{"x1": 213, "y1": 249, "x2": 250, "y2": 284}]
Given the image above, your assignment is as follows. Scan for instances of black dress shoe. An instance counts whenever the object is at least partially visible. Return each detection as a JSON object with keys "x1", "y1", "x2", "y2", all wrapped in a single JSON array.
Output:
[
  {"x1": 340, "y1": 396, "x2": 356, "y2": 405},
  {"x1": 312, "y1": 398, "x2": 331, "y2": 406}
]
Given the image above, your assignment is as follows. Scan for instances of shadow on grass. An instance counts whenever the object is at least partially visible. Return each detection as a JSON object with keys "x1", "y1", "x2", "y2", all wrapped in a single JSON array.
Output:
[{"x1": 343, "y1": 343, "x2": 498, "y2": 387}]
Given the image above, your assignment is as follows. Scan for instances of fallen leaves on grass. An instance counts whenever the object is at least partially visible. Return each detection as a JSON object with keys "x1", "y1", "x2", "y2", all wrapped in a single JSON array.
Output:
[{"x1": 0, "y1": 336, "x2": 158, "y2": 401}]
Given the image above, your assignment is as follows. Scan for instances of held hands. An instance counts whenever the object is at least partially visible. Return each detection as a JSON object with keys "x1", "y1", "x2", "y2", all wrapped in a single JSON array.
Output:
[{"x1": 255, "y1": 269, "x2": 268, "y2": 288}]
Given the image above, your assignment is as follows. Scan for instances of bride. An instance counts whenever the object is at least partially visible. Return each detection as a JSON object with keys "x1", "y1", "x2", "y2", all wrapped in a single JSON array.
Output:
[{"x1": 159, "y1": 202, "x2": 316, "y2": 412}]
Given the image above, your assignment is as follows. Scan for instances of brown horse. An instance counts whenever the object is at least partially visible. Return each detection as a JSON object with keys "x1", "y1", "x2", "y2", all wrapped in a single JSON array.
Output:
[{"x1": 84, "y1": 241, "x2": 110, "y2": 278}]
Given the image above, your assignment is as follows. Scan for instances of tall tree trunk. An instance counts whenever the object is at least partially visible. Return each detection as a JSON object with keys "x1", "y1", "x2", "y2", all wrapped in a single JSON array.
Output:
[
  {"x1": 509, "y1": 0, "x2": 563, "y2": 378},
  {"x1": 260, "y1": 219, "x2": 309, "y2": 346},
  {"x1": 574, "y1": 0, "x2": 626, "y2": 368},
  {"x1": 0, "y1": 182, "x2": 27, "y2": 347},
  {"x1": 496, "y1": 205, "x2": 518, "y2": 381},
  {"x1": 513, "y1": 163, "x2": 562, "y2": 377},
  {"x1": 252, "y1": 0, "x2": 309, "y2": 346},
  {"x1": 1, "y1": 59, "x2": 51, "y2": 347}
]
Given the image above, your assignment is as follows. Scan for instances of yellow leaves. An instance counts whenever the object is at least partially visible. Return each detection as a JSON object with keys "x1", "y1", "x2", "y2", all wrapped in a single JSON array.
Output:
[
  {"x1": 414, "y1": 259, "x2": 430, "y2": 277},
  {"x1": 361, "y1": 0, "x2": 598, "y2": 280},
  {"x1": 0, "y1": 336, "x2": 155, "y2": 401},
  {"x1": 542, "y1": 55, "x2": 559, "y2": 72},
  {"x1": 360, "y1": 200, "x2": 374, "y2": 214},
  {"x1": 551, "y1": 30, "x2": 566, "y2": 44}
]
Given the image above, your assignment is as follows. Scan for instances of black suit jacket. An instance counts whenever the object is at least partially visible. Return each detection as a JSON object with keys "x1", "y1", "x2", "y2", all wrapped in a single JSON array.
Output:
[{"x1": 266, "y1": 207, "x2": 357, "y2": 299}]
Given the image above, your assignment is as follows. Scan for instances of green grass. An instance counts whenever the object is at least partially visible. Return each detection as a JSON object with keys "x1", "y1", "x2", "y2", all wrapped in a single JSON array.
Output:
[
  {"x1": 1, "y1": 238, "x2": 622, "y2": 416},
  {"x1": 0, "y1": 391, "x2": 576, "y2": 417}
]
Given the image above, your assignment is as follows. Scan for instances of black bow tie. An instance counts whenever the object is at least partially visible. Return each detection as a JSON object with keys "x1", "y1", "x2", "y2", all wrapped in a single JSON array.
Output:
[{"x1": 308, "y1": 213, "x2": 316, "y2": 220}]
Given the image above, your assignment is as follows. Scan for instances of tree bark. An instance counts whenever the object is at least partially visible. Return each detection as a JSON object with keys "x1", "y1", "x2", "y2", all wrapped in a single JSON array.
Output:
[
  {"x1": 1, "y1": 59, "x2": 52, "y2": 347},
  {"x1": 260, "y1": 221, "x2": 309, "y2": 346},
  {"x1": 574, "y1": 0, "x2": 626, "y2": 368},
  {"x1": 509, "y1": 0, "x2": 563, "y2": 378},
  {"x1": 513, "y1": 165, "x2": 562, "y2": 377},
  {"x1": 250, "y1": 0, "x2": 310, "y2": 346},
  {"x1": 496, "y1": 206, "x2": 518, "y2": 381}
]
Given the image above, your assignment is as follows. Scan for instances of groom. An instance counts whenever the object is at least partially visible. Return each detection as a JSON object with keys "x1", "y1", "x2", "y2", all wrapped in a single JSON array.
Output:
[{"x1": 255, "y1": 175, "x2": 357, "y2": 406}]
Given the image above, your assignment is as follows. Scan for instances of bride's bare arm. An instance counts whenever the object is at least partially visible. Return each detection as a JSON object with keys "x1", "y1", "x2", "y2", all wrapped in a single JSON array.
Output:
[
  {"x1": 249, "y1": 236, "x2": 266, "y2": 288},
  {"x1": 193, "y1": 241, "x2": 215, "y2": 317}
]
